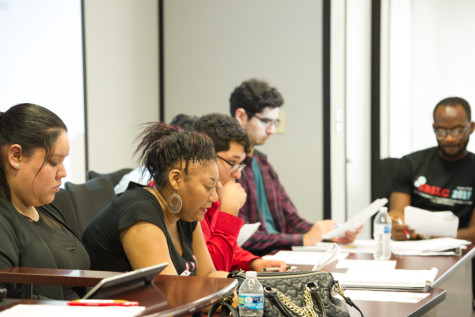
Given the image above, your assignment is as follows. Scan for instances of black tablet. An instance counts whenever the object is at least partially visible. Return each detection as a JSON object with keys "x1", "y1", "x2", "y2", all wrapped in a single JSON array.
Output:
[{"x1": 82, "y1": 262, "x2": 168, "y2": 299}]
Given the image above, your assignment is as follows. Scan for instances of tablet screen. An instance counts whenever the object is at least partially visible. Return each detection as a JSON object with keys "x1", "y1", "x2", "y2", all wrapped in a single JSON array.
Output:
[{"x1": 82, "y1": 262, "x2": 168, "y2": 299}]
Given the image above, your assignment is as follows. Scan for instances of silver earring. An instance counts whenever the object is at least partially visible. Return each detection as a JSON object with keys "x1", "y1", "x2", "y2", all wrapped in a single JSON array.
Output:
[
  {"x1": 15, "y1": 163, "x2": 19, "y2": 168},
  {"x1": 168, "y1": 190, "x2": 182, "y2": 214}
]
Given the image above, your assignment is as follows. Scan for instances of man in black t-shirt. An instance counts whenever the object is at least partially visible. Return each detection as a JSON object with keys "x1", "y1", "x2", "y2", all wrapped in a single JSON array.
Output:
[{"x1": 389, "y1": 97, "x2": 475, "y2": 243}]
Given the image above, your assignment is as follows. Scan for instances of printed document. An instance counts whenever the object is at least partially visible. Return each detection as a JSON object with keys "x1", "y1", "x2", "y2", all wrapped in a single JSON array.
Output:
[
  {"x1": 405, "y1": 206, "x2": 459, "y2": 237},
  {"x1": 322, "y1": 198, "x2": 388, "y2": 239}
]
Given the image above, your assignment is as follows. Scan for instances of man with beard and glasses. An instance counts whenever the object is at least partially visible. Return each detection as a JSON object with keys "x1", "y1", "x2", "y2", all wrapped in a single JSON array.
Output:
[{"x1": 389, "y1": 97, "x2": 475, "y2": 242}]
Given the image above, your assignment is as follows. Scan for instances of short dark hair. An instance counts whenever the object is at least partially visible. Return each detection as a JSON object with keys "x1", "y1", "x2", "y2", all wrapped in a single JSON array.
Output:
[
  {"x1": 230, "y1": 78, "x2": 284, "y2": 118},
  {"x1": 433, "y1": 97, "x2": 472, "y2": 121},
  {"x1": 169, "y1": 113, "x2": 198, "y2": 131},
  {"x1": 193, "y1": 113, "x2": 251, "y2": 155},
  {"x1": 135, "y1": 122, "x2": 216, "y2": 188},
  {"x1": 0, "y1": 103, "x2": 67, "y2": 201}
]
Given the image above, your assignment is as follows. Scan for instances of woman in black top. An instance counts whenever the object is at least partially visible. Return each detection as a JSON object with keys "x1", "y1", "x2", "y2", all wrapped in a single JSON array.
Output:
[
  {"x1": 82, "y1": 122, "x2": 228, "y2": 278},
  {"x1": 0, "y1": 104, "x2": 89, "y2": 299}
]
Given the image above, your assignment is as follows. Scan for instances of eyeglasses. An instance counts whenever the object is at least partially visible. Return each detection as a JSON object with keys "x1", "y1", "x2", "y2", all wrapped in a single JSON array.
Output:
[
  {"x1": 253, "y1": 115, "x2": 281, "y2": 128},
  {"x1": 217, "y1": 155, "x2": 246, "y2": 173},
  {"x1": 433, "y1": 124, "x2": 471, "y2": 139}
]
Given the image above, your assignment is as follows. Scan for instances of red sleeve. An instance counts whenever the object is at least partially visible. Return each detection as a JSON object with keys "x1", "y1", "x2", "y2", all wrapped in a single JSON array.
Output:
[
  {"x1": 230, "y1": 245, "x2": 260, "y2": 271},
  {"x1": 201, "y1": 203, "x2": 244, "y2": 271}
]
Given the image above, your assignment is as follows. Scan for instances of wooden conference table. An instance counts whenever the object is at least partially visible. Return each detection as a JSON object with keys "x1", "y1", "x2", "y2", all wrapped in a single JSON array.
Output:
[
  {"x1": 0, "y1": 268, "x2": 238, "y2": 316},
  {"x1": 291, "y1": 245, "x2": 475, "y2": 317},
  {"x1": 1, "y1": 246, "x2": 473, "y2": 317}
]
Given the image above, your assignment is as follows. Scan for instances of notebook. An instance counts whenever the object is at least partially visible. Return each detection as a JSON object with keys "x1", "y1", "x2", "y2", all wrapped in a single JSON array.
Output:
[{"x1": 82, "y1": 262, "x2": 168, "y2": 299}]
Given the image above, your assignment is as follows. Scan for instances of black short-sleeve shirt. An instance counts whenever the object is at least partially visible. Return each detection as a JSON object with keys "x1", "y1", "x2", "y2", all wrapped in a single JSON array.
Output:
[
  {"x1": 81, "y1": 183, "x2": 197, "y2": 274},
  {"x1": 389, "y1": 147, "x2": 475, "y2": 228}
]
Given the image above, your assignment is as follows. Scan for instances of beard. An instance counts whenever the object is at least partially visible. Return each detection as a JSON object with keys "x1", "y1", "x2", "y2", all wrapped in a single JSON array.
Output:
[{"x1": 438, "y1": 138, "x2": 469, "y2": 160}]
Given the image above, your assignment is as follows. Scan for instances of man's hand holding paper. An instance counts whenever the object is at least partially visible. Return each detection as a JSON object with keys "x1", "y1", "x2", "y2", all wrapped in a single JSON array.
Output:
[
  {"x1": 322, "y1": 198, "x2": 388, "y2": 240},
  {"x1": 404, "y1": 206, "x2": 459, "y2": 238}
]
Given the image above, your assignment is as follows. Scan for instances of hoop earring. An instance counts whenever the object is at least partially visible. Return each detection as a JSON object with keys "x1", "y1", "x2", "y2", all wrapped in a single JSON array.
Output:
[{"x1": 168, "y1": 190, "x2": 182, "y2": 214}]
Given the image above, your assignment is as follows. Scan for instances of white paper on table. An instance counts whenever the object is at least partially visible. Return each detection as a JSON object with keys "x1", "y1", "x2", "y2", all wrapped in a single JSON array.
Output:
[
  {"x1": 294, "y1": 240, "x2": 377, "y2": 254},
  {"x1": 391, "y1": 237, "x2": 470, "y2": 255},
  {"x1": 292, "y1": 241, "x2": 336, "y2": 252},
  {"x1": 322, "y1": 198, "x2": 388, "y2": 239},
  {"x1": 335, "y1": 290, "x2": 430, "y2": 303},
  {"x1": 404, "y1": 206, "x2": 459, "y2": 237},
  {"x1": 237, "y1": 222, "x2": 260, "y2": 246},
  {"x1": 335, "y1": 267, "x2": 438, "y2": 290},
  {"x1": 336, "y1": 259, "x2": 396, "y2": 270},
  {"x1": 262, "y1": 250, "x2": 348, "y2": 266},
  {"x1": 0, "y1": 305, "x2": 145, "y2": 317}
]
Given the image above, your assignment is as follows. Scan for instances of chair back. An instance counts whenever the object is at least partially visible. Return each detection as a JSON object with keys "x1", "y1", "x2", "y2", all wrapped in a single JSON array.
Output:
[
  {"x1": 373, "y1": 157, "x2": 400, "y2": 201},
  {"x1": 86, "y1": 168, "x2": 133, "y2": 186},
  {"x1": 65, "y1": 177, "x2": 115, "y2": 234}
]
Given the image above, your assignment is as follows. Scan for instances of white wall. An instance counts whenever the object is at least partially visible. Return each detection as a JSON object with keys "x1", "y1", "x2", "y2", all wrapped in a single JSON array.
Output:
[
  {"x1": 83, "y1": 0, "x2": 159, "y2": 174},
  {"x1": 163, "y1": 0, "x2": 324, "y2": 222},
  {"x1": 382, "y1": 0, "x2": 475, "y2": 158},
  {"x1": 0, "y1": 0, "x2": 86, "y2": 183}
]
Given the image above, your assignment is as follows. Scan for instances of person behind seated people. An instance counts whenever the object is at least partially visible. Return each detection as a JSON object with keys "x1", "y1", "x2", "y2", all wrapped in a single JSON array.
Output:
[
  {"x1": 230, "y1": 78, "x2": 361, "y2": 255},
  {"x1": 113, "y1": 113, "x2": 198, "y2": 194},
  {"x1": 192, "y1": 113, "x2": 287, "y2": 272},
  {"x1": 0, "y1": 103, "x2": 89, "y2": 300},
  {"x1": 81, "y1": 122, "x2": 228, "y2": 277},
  {"x1": 389, "y1": 97, "x2": 475, "y2": 242}
]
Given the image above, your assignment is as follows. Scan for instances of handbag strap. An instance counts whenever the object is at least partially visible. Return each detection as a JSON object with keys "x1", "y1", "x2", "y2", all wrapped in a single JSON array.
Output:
[
  {"x1": 208, "y1": 296, "x2": 239, "y2": 317},
  {"x1": 333, "y1": 281, "x2": 364, "y2": 317},
  {"x1": 264, "y1": 282, "x2": 325, "y2": 317}
]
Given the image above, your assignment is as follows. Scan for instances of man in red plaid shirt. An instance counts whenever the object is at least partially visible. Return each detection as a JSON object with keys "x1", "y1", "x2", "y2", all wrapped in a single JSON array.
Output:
[{"x1": 231, "y1": 79, "x2": 360, "y2": 255}]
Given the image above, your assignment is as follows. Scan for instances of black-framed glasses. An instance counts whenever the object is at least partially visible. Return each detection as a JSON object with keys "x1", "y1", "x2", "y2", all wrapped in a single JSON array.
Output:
[
  {"x1": 217, "y1": 155, "x2": 246, "y2": 173},
  {"x1": 433, "y1": 124, "x2": 471, "y2": 139},
  {"x1": 253, "y1": 115, "x2": 280, "y2": 128}
]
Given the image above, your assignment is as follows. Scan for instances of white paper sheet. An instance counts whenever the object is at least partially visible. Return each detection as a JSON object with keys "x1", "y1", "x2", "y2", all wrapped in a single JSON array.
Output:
[
  {"x1": 391, "y1": 237, "x2": 470, "y2": 255},
  {"x1": 335, "y1": 290, "x2": 430, "y2": 303},
  {"x1": 294, "y1": 240, "x2": 376, "y2": 254},
  {"x1": 333, "y1": 267, "x2": 438, "y2": 290},
  {"x1": 262, "y1": 250, "x2": 348, "y2": 266},
  {"x1": 322, "y1": 198, "x2": 388, "y2": 239},
  {"x1": 237, "y1": 222, "x2": 260, "y2": 246},
  {"x1": 336, "y1": 259, "x2": 396, "y2": 270},
  {"x1": 0, "y1": 305, "x2": 145, "y2": 317},
  {"x1": 404, "y1": 206, "x2": 459, "y2": 237}
]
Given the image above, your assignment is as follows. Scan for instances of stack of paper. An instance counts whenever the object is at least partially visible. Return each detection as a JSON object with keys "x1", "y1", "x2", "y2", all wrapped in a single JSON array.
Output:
[
  {"x1": 391, "y1": 238, "x2": 471, "y2": 255},
  {"x1": 332, "y1": 267, "x2": 438, "y2": 291}
]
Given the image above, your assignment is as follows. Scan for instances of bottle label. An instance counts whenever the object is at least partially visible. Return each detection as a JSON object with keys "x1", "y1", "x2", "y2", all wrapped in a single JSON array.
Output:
[
  {"x1": 238, "y1": 294, "x2": 264, "y2": 310},
  {"x1": 374, "y1": 225, "x2": 391, "y2": 234}
]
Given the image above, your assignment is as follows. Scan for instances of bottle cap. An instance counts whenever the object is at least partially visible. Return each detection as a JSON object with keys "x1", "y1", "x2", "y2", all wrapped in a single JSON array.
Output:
[{"x1": 246, "y1": 271, "x2": 257, "y2": 277}]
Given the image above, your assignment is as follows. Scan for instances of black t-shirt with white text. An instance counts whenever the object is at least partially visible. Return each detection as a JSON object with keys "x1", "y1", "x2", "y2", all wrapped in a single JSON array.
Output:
[{"x1": 390, "y1": 147, "x2": 475, "y2": 228}]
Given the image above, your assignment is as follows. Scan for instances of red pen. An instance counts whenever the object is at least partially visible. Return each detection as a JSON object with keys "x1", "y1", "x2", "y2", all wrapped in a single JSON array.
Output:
[
  {"x1": 68, "y1": 299, "x2": 139, "y2": 306},
  {"x1": 396, "y1": 218, "x2": 411, "y2": 240}
]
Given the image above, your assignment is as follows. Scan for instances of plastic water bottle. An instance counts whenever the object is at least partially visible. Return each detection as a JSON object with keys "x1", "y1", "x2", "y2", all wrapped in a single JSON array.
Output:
[
  {"x1": 238, "y1": 271, "x2": 264, "y2": 316},
  {"x1": 373, "y1": 207, "x2": 392, "y2": 260}
]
